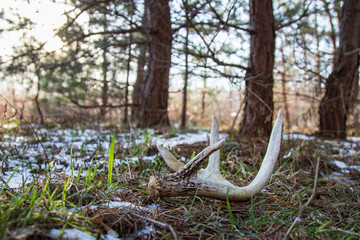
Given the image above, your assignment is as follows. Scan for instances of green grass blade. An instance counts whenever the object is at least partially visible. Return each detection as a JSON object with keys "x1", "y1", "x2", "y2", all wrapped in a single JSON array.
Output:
[
  {"x1": 226, "y1": 187, "x2": 234, "y2": 232},
  {"x1": 188, "y1": 187, "x2": 200, "y2": 215},
  {"x1": 70, "y1": 142, "x2": 74, "y2": 178},
  {"x1": 108, "y1": 129, "x2": 116, "y2": 186},
  {"x1": 76, "y1": 166, "x2": 82, "y2": 184}
]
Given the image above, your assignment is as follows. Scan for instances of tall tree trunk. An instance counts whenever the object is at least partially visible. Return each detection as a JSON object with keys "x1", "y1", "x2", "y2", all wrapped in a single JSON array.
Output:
[
  {"x1": 201, "y1": 58, "x2": 208, "y2": 120},
  {"x1": 34, "y1": 64, "x2": 45, "y2": 125},
  {"x1": 123, "y1": 40, "x2": 132, "y2": 125},
  {"x1": 239, "y1": 0, "x2": 275, "y2": 138},
  {"x1": 181, "y1": 0, "x2": 190, "y2": 129},
  {"x1": 100, "y1": 46, "x2": 108, "y2": 119},
  {"x1": 314, "y1": 8, "x2": 322, "y2": 95},
  {"x1": 132, "y1": 1, "x2": 148, "y2": 124},
  {"x1": 132, "y1": 44, "x2": 146, "y2": 123},
  {"x1": 201, "y1": 75, "x2": 206, "y2": 120},
  {"x1": 318, "y1": 0, "x2": 360, "y2": 139},
  {"x1": 35, "y1": 75, "x2": 45, "y2": 125},
  {"x1": 123, "y1": 2, "x2": 134, "y2": 125},
  {"x1": 322, "y1": 0, "x2": 338, "y2": 67},
  {"x1": 138, "y1": 0, "x2": 172, "y2": 127},
  {"x1": 100, "y1": 16, "x2": 109, "y2": 119}
]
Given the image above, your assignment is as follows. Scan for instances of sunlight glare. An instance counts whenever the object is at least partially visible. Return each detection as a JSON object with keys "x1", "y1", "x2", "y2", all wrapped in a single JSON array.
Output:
[
  {"x1": 1, "y1": 0, "x2": 70, "y2": 52},
  {"x1": 30, "y1": 26, "x2": 65, "y2": 52}
]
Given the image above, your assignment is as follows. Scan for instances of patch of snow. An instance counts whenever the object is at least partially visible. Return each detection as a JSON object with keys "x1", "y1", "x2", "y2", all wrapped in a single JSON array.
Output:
[
  {"x1": 348, "y1": 165, "x2": 360, "y2": 172},
  {"x1": 105, "y1": 230, "x2": 120, "y2": 240},
  {"x1": 137, "y1": 224, "x2": 156, "y2": 238},
  {"x1": 49, "y1": 229, "x2": 97, "y2": 240},
  {"x1": 332, "y1": 160, "x2": 348, "y2": 169},
  {"x1": 347, "y1": 136, "x2": 360, "y2": 142},
  {"x1": 142, "y1": 154, "x2": 157, "y2": 161},
  {"x1": 283, "y1": 133, "x2": 315, "y2": 140},
  {"x1": 152, "y1": 131, "x2": 227, "y2": 148},
  {"x1": 1, "y1": 123, "x2": 18, "y2": 129},
  {"x1": 126, "y1": 156, "x2": 139, "y2": 163},
  {"x1": 283, "y1": 149, "x2": 293, "y2": 159},
  {"x1": 105, "y1": 201, "x2": 157, "y2": 212},
  {"x1": 323, "y1": 172, "x2": 357, "y2": 186},
  {"x1": 323, "y1": 140, "x2": 359, "y2": 157},
  {"x1": 50, "y1": 228, "x2": 123, "y2": 240},
  {"x1": 261, "y1": 188, "x2": 269, "y2": 193},
  {"x1": 68, "y1": 202, "x2": 158, "y2": 214},
  {"x1": 331, "y1": 160, "x2": 360, "y2": 174}
]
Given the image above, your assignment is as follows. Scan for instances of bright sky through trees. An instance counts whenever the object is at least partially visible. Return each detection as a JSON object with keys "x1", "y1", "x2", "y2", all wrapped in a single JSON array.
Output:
[{"x1": 1, "y1": 0, "x2": 70, "y2": 53}]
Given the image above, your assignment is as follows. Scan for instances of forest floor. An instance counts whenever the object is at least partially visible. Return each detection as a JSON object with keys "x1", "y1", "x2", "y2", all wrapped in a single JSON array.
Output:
[{"x1": 0, "y1": 122, "x2": 360, "y2": 239}]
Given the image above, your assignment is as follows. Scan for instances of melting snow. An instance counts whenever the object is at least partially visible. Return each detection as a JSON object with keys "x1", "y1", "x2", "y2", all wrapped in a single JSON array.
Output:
[
  {"x1": 49, "y1": 228, "x2": 124, "y2": 240},
  {"x1": 283, "y1": 149, "x2": 293, "y2": 159},
  {"x1": 105, "y1": 201, "x2": 158, "y2": 212},
  {"x1": 50, "y1": 229, "x2": 97, "y2": 240},
  {"x1": 1, "y1": 123, "x2": 18, "y2": 129},
  {"x1": 283, "y1": 133, "x2": 315, "y2": 141},
  {"x1": 323, "y1": 172, "x2": 357, "y2": 186},
  {"x1": 332, "y1": 160, "x2": 360, "y2": 173},
  {"x1": 332, "y1": 160, "x2": 348, "y2": 170},
  {"x1": 152, "y1": 131, "x2": 228, "y2": 148}
]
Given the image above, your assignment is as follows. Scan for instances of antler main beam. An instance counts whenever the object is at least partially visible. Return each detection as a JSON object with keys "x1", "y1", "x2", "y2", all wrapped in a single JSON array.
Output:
[{"x1": 149, "y1": 110, "x2": 283, "y2": 201}]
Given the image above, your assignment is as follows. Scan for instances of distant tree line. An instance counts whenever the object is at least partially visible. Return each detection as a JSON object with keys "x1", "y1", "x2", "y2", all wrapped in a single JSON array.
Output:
[{"x1": 0, "y1": 0, "x2": 359, "y2": 139}]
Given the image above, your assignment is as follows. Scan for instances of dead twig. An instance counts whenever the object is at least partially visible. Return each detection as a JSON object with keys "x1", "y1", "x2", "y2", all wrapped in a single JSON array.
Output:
[{"x1": 0, "y1": 94, "x2": 49, "y2": 162}]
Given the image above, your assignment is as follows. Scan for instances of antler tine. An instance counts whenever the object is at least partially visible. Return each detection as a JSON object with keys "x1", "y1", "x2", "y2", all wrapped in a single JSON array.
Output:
[
  {"x1": 244, "y1": 109, "x2": 283, "y2": 194},
  {"x1": 157, "y1": 145, "x2": 184, "y2": 171},
  {"x1": 156, "y1": 115, "x2": 221, "y2": 173},
  {"x1": 197, "y1": 115, "x2": 225, "y2": 182},
  {"x1": 207, "y1": 116, "x2": 221, "y2": 172},
  {"x1": 223, "y1": 109, "x2": 283, "y2": 200}
]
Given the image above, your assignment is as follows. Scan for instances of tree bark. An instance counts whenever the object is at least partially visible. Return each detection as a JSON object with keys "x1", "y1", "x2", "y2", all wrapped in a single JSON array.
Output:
[
  {"x1": 322, "y1": 0, "x2": 338, "y2": 67},
  {"x1": 123, "y1": 2, "x2": 134, "y2": 125},
  {"x1": 132, "y1": 44, "x2": 146, "y2": 123},
  {"x1": 239, "y1": 0, "x2": 275, "y2": 138},
  {"x1": 131, "y1": 1, "x2": 148, "y2": 124},
  {"x1": 123, "y1": 41, "x2": 131, "y2": 125},
  {"x1": 34, "y1": 64, "x2": 45, "y2": 125},
  {"x1": 100, "y1": 45, "x2": 109, "y2": 119},
  {"x1": 318, "y1": 0, "x2": 360, "y2": 139},
  {"x1": 181, "y1": 0, "x2": 190, "y2": 129},
  {"x1": 100, "y1": 15, "x2": 109, "y2": 119},
  {"x1": 314, "y1": 9, "x2": 322, "y2": 95},
  {"x1": 138, "y1": 0, "x2": 172, "y2": 127},
  {"x1": 201, "y1": 76, "x2": 206, "y2": 120}
]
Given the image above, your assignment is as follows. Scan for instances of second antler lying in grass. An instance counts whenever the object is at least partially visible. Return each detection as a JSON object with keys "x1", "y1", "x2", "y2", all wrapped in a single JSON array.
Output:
[{"x1": 148, "y1": 110, "x2": 283, "y2": 202}]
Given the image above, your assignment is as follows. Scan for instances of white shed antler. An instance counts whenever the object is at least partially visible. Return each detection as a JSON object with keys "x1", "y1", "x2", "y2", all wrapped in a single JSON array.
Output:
[{"x1": 148, "y1": 110, "x2": 283, "y2": 202}]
